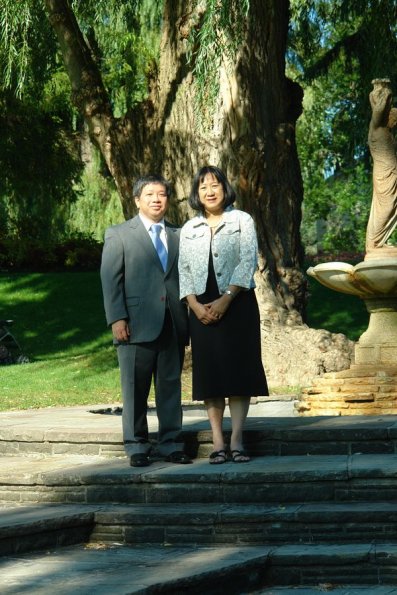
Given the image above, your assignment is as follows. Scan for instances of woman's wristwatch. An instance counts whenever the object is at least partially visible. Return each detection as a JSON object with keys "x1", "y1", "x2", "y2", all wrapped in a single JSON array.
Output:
[{"x1": 224, "y1": 289, "x2": 236, "y2": 299}]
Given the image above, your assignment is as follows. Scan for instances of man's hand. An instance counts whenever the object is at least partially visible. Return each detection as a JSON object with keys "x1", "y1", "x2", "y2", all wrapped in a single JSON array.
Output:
[{"x1": 112, "y1": 319, "x2": 130, "y2": 342}]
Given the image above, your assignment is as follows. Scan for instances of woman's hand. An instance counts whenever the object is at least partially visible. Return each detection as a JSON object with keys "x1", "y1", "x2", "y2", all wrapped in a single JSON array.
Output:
[
  {"x1": 205, "y1": 295, "x2": 231, "y2": 321},
  {"x1": 190, "y1": 301, "x2": 219, "y2": 325}
]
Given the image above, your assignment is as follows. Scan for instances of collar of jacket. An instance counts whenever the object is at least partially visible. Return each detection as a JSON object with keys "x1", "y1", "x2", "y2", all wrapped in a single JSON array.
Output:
[
  {"x1": 129, "y1": 216, "x2": 174, "y2": 230},
  {"x1": 192, "y1": 205, "x2": 236, "y2": 229}
]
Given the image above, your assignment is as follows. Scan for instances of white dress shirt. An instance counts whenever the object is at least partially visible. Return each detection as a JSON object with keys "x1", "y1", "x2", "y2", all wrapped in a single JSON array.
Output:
[{"x1": 139, "y1": 214, "x2": 168, "y2": 252}]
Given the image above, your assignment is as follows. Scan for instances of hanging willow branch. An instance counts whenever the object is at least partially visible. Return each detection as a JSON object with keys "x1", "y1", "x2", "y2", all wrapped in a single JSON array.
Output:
[
  {"x1": 0, "y1": 0, "x2": 33, "y2": 96},
  {"x1": 187, "y1": 0, "x2": 250, "y2": 124}
]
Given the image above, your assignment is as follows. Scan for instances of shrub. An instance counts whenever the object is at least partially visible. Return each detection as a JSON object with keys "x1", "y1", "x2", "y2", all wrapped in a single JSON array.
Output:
[
  {"x1": 0, "y1": 234, "x2": 102, "y2": 271},
  {"x1": 54, "y1": 236, "x2": 103, "y2": 270}
]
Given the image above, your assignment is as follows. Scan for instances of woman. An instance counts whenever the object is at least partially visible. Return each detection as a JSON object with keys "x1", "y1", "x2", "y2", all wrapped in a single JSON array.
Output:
[{"x1": 179, "y1": 165, "x2": 268, "y2": 464}]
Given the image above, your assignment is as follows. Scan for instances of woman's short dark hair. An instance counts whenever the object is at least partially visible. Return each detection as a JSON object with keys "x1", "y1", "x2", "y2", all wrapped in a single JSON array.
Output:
[
  {"x1": 188, "y1": 166, "x2": 236, "y2": 213},
  {"x1": 133, "y1": 174, "x2": 172, "y2": 199}
]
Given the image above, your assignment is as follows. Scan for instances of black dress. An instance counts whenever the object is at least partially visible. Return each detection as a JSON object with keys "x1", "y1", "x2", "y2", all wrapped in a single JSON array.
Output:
[{"x1": 189, "y1": 249, "x2": 269, "y2": 400}]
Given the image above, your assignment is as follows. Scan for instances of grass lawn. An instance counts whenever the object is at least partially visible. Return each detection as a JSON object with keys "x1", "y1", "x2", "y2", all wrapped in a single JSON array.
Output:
[
  {"x1": 0, "y1": 272, "x2": 120, "y2": 410},
  {"x1": 0, "y1": 270, "x2": 368, "y2": 411}
]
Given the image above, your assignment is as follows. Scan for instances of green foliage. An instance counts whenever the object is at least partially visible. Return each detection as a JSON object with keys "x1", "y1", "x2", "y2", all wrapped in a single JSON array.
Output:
[
  {"x1": 289, "y1": 0, "x2": 397, "y2": 88},
  {"x1": 306, "y1": 264, "x2": 368, "y2": 340},
  {"x1": 69, "y1": 149, "x2": 124, "y2": 241},
  {"x1": 1, "y1": 0, "x2": 32, "y2": 95},
  {"x1": 301, "y1": 165, "x2": 371, "y2": 253},
  {"x1": 0, "y1": 89, "x2": 83, "y2": 245},
  {"x1": 289, "y1": 0, "x2": 397, "y2": 253},
  {"x1": 1, "y1": 0, "x2": 162, "y2": 109},
  {"x1": 72, "y1": 0, "x2": 162, "y2": 114},
  {"x1": 0, "y1": 234, "x2": 102, "y2": 271},
  {"x1": 0, "y1": 3, "x2": 83, "y2": 257},
  {"x1": 3, "y1": 0, "x2": 397, "y2": 264},
  {"x1": 0, "y1": 0, "x2": 57, "y2": 98},
  {"x1": 0, "y1": 0, "x2": 163, "y2": 257}
]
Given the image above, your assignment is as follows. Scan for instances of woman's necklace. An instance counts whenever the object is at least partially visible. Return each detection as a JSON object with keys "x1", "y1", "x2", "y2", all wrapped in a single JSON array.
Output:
[{"x1": 206, "y1": 214, "x2": 223, "y2": 229}]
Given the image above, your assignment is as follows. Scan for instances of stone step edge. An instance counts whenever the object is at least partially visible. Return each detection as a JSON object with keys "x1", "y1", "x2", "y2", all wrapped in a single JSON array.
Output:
[
  {"x1": 2, "y1": 502, "x2": 397, "y2": 551},
  {"x1": 2, "y1": 501, "x2": 397, "y2": 527},
  {"x1": 257, "y1": 588, "x2": 397, "y2": 594},
  {"x1": 4, "y1": 437, "x2": 397, "y2": 459},
  {"x1": 3, "y1": 423, "x2": 397, "y2": 442},
  {"x1": 2, "y1": 452, "x2": 397, "y2": 484},
  {"x1": 133, "y1": 542, "x2": 397, "y2": 594},
  {"x1": 1, "y1": 454, "x2": 397, "y2": 506},
  {"x1": 2, "y1": 532, "x2": 397, "y2": 594}
]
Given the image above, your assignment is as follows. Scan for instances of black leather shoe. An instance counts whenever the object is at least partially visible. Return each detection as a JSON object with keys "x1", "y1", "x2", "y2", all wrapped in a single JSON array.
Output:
[
  {"x1": 164, "y1": 451, "x2": 193, "y2": 464},
  {"x1": 130, "y1": 453, "x2": 151, "y2": 467}
]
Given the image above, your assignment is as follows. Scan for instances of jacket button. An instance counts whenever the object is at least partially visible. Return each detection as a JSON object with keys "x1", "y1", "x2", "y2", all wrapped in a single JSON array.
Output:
[
  {"x1": 216, "y1": 272, "x2": 222, "y2": 276},
  {"x1": 213, "y1": 252, "x2": 218, "y2": 257}
]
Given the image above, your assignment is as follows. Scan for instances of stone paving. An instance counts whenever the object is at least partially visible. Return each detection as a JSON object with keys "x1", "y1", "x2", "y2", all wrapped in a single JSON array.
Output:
[
  {"x1": 0, "y1": 543, "x2": 271, "y2": 594},
  {"x1": 256, "y1": 589, "x2": 397, "y2": 594},
  {"x1": 1, "y1": 541, "x2": 396, "y2": 594},
  {"x1": 2, "y1": 397, "x2": 397, "y2": 593}
]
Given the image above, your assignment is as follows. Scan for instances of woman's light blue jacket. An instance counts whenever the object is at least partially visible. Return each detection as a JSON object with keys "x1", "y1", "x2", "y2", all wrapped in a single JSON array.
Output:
[{"x1": 178, "y1": 206, "x2": 258, "y2": 299}]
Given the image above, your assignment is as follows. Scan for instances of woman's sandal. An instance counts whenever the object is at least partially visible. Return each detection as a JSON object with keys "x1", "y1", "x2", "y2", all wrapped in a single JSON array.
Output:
[
  {"x1": 230, "y1": 449, "x2": 250, "y2": 463},
  {"x1": 209, "y1": 450, "x2": 228, "y2": 465}
]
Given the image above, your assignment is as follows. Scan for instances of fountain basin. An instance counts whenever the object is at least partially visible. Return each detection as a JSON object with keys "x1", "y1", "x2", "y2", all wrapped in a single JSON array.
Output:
[
  {"x1": 307, "y1": 259, "x2": 397, "y2": 298},
  {"x1": 308, "y1": 258, "x2": 397, "y2": 365}
]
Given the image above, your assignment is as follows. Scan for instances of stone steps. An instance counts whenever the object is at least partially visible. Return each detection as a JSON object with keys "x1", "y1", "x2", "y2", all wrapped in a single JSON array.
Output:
[
  {"x1": 261, "y1": 543, "x2": 397, "y2": 587},
  {"x1": 2, "y1": 538, "x2": 397, "y2": 593},
  {"x1": 298, "y1": 365, "x2": 397, "y2": 416},
  {"x1": 257, "y1": 589, "x2": 397, "y2": 595},
  {"x1": 1, "y1": 453, "x2": 397, "y2": 505},
  {"x1": 91, "y1": 501, "x2": 397, "y2": 547},
  {"x1": 0, "y1": 504, "x2": 96, "y2": 556},
  {"x1": 2, "y1": 412, "x2": 397, "y2": 458},
  {"x1": 2, "y1": 408, "x2": 397, "y2": 591},
  {"x1": 3, "y1": 501, "x2": 397, "y2": 555},
  {"x1": 0, "y1": 543, "x2": 271, "y2": 594}
]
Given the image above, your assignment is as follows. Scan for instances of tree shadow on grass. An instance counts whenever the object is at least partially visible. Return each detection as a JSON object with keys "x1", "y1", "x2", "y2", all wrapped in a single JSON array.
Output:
[{"x1": 0, "y1": 271, "x2": 111, "y2": 360}]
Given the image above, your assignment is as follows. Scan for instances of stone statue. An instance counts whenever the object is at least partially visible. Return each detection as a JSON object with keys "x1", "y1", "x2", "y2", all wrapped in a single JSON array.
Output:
[
  {"x1": 365, "y1": 78, "x2": 397, "y2": 258},
  {"x1": 303, "y1": 79, "x2": 397, "y2": 417}
]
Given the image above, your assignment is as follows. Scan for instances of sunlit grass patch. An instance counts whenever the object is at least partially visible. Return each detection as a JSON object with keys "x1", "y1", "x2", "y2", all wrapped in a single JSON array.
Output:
[{"x1": 0, "y1": 270, "x2": 367, "y2": 411}]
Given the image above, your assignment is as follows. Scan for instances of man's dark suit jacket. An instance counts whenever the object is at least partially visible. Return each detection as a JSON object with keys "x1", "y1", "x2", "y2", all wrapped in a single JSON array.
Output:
[{"x1": 100, "y1": 215, "x2": 189, "y2": 346}]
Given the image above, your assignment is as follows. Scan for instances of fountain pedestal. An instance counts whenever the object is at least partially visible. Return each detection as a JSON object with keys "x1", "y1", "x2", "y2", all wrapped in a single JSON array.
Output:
[
  {"x1": 355, "y1": 297, "x2": 397, "y2": 365},
  {"x1": 297, "y1": 259, "x2": 397, "y2": 416}
]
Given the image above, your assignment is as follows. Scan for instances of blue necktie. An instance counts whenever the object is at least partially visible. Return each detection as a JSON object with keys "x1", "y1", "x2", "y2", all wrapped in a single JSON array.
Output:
[{"x1": 151, "y1": 224, "x2": 168, "y2": 271}]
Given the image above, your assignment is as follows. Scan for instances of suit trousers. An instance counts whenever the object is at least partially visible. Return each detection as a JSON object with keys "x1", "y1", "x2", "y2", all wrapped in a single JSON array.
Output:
[{"x1": 117, "y1": 310, "x2": 185, "y2": 456}]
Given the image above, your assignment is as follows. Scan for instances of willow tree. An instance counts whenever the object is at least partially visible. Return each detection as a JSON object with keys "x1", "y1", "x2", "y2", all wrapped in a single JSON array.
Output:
[{"x1": 3, "y1": 0, "x2": 354, "y2": 385}]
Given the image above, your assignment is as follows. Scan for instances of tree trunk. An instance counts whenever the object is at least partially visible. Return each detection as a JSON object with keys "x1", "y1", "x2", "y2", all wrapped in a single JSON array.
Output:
[
  {"x1": 45, "y1": 0, "x2": 354, "y2": 386},
  {"x1": 149, "y1": 1, "x2": 306, "y2": 313},
  {"x1": 44, "y1": 0, "x2": 152, "y2": 219},
  {"x1": 149, "y1": 0, "x2": 354, "y2": 384}
]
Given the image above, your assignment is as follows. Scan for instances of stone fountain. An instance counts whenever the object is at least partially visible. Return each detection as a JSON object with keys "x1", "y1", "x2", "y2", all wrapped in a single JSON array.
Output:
[{"x1": 297, "y1": 79, "x2": 397, "y2": 416}]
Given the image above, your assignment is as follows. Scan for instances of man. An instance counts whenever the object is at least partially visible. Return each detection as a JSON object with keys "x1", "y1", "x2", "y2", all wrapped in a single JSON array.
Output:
[{"x1": 100, "y1": 174, "x2": 191, "y2": 467}]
